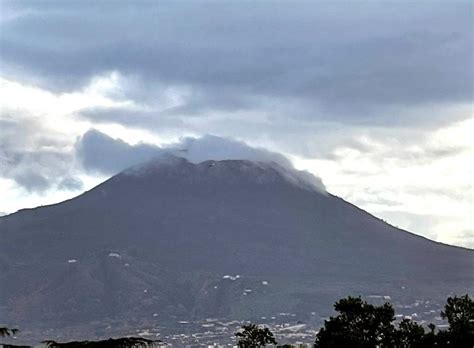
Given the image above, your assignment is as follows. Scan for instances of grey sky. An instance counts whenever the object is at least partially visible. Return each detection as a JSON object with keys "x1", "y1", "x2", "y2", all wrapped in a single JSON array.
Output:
[
  {"x1": 0, "y1": 1, "x2": 472, "y2": 247},
  {"x1": 2, "y1": 2, "x2": 472, "y2": 117}
]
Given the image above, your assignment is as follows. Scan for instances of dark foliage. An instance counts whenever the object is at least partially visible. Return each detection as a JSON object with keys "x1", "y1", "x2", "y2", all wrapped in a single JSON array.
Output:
[
  {"x1": 314, "y1": 296, "x2": 395, "y2": 348},
  {"x1": 441, "y1": 294, "x2": 474, "y2": 348},
  {"x1": 0, "y1": 328, "x2": 31, "y2": 348},
  {"x1": 393, "y1": 319, "x2": 429, "y2": 348},
  {"x1": 0, "y1": 328, "x2": 19, "y2": 338},
  {"x1": 235, "y1": 323, "x2": 277, "y2": 347},
  {"x1": 314, "y1": 294, "x2": 474, "y2": 348},
  {"x1": 42, "y1": 337, "x2": 161, "y2": 348}
]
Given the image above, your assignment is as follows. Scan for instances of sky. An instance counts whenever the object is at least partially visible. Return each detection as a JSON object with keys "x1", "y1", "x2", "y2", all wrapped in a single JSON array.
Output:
[{"x1": 0, "y1": 1, "x2": 472, "y2": 248}]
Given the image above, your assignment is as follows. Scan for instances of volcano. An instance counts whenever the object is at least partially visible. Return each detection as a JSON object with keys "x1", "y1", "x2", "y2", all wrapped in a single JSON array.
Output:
[{"x1": 1, "y1": 157, "x2": 472, "y2": 341}]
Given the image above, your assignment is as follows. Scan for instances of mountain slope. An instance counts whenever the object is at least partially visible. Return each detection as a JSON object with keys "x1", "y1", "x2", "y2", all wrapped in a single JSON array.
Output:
[{"x1": 1, "y1": 157, "x2": 472, "y2": 338}]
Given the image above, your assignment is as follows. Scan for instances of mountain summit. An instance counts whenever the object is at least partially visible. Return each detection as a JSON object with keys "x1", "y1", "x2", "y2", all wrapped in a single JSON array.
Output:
[{"x1": 1, "y1": 158, "x2": 472, "y2": 340}]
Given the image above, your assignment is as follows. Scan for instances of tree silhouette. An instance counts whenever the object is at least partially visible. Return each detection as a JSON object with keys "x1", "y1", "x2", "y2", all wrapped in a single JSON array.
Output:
[
  {"x1": 441, "y1": 294, "x2": 474, "y2": 347},
  {"x1": 42, "y1": 337, "x2": 162, "y2": 348},
  {"x1": 0, "y1": 328, "x2": 19, "y2": 337},
  {"x1": 315, "y1": 294, "x2": 474, "y2": 348},
  {"x1": 235, "y1": 323, "x2": 277, "y2": 347},
  {"x1": 0, "y1": 327, "x2": 31, "y2": 348},
  {"x1": 315, "y1": 296, "x2": 396, "y2": 348},
  {"x1": 393, "y1": 319, "x2": 426, "y2": 348}
]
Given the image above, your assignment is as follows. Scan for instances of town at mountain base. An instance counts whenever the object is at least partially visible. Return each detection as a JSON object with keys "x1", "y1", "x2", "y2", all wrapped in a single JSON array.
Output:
[{"x1": 2, "y1": 294, "x2": 473, "y2": 347}]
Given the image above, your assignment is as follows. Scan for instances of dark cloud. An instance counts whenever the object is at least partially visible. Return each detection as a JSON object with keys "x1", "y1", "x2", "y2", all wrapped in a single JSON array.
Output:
[
  {"x1": 75, "y1": 129, "x2": 167, "y2": 175},
  {"x1": 2, "y1": 1, "x2": 472, "y2": 125},
  {"x1": 58, "y1": 176, "x2": 84, "y2": 191},
  {"x1": 13, "y1": 172, "x2": 49, "y2": 192},
  {"x1": 75, "y1": 129, "x2": 291, "y2": 175},
  {"x1": 1, "y1": 149, "x2": 81, "y2": 193}
]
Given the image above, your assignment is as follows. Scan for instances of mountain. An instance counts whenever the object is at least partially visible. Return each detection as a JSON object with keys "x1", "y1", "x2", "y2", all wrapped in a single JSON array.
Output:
[{"x1": 0, "y1": 157, "x2": 472, "y2": 342}]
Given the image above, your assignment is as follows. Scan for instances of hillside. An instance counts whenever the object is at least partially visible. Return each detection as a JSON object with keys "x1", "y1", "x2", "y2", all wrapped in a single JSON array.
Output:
[{"x1": 0, "y1": 157, "x2": 472, "y2": 342}]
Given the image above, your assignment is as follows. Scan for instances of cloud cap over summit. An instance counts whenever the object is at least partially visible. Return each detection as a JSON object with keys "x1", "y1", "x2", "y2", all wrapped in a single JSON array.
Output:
[{"x1": 76, "y1": 130, "x2": 326, "y2": 192}]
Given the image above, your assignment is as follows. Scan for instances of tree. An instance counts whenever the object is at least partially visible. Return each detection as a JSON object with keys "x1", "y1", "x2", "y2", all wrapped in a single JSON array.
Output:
[
  {"x1": 0, "y1": 327, "x2": 19, "y2": 337},
  {"x1": 393, "y1": 319, "x2": 426, "y2": 348},
  {"x1": 0, "y1": 327, "x2": 31, "y2": 348},
  {"x1": 42, "y1": 337, "x2": 161, "y2": 348},
  {"x1": 315, "y1": 296, "x2": 396, "y2": 348},
  {"x1": 235, "y1": 323, "x2": 277, "y2": 347},
  {"x1": 441, "y1": 294, "x2": 474, "y2": 347},
  {"x1": 314, "y1": 294, "x2": 474, "y2": 348}
]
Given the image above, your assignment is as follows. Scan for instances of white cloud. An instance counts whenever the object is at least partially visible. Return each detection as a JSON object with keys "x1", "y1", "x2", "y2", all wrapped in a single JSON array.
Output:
[
  {"x1": 0, "y1": 174, "x2": 105, "y2": 214},
  {"x1": 0, "y1": 72, "x2": 144, "y2": 207},
  {"x1": 292, "y1": 118, "x2": 474, "y2": 248}
]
